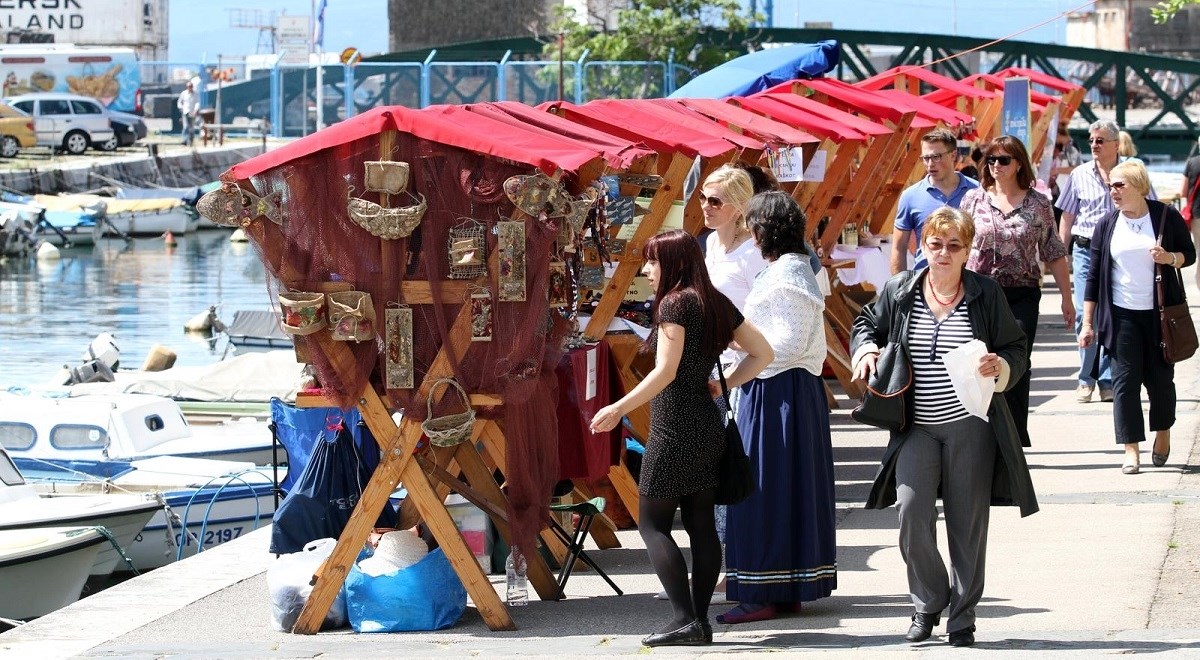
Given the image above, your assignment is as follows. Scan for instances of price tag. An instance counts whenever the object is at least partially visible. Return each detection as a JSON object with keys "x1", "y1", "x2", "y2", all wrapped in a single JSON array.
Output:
[{"x1": 771, "y1": 146, "x2": 806, "y2": 182}]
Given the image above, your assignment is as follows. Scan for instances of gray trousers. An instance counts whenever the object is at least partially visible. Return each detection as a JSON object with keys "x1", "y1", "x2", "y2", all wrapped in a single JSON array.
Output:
[{"x1": 894, "y1": 415, "x2": 996, "y2": 634}]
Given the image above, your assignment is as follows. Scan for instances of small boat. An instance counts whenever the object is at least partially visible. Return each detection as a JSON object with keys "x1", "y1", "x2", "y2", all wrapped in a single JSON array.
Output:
[
  {"x1": 0, "y1": 526, "x2": 106, "y2": 620},
  {"x1": 224, "y1": 309, "x2": 293, "y2": 350},
  {"x1": 1, "y1": 190, "x2": 102, "y2": 248},
  {"x1": 0, "y1": 447, "x2": 162, "y2": 577},
  {"x1": 34, "y1": 193, "x2": 199, "y2": 237}
]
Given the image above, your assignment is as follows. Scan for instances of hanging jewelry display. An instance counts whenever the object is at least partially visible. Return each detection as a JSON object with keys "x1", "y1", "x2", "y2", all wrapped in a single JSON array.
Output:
[
  {"x1": 469, "y1": 285, "x2": 494, "y2": 342},
  {"x1": 448, "y1": 218, "x2": 488, "y2": 279},
  {"x1": 497, "y1": 220, "x2": 526, "y2": 302},
  {"x1": 548, "y1": 260, "x2": 569, "y2": 309},
  {"x1": 384, "y1": 304, "x2": 414, "y2": 389}
]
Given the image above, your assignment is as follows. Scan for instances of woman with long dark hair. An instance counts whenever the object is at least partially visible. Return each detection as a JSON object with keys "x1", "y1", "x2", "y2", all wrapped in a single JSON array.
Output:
[{"x1": 590, "y1": 229, "x2": 773, "y2": 647}]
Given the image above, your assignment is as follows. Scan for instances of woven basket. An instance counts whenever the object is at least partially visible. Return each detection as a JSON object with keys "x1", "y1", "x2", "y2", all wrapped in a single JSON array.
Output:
[
  {"x1": 277, "y1": 291, "x2": 326, "y2": 336},
  {"x1": 420, "y1": 378, "x2": 475, "y2": 448},
  {"x1": 346, "y1": 192, "x2": 426, "y2": 240},
  {"x1": 327, "y1": 290, "x2": 376, "y2": 342}
]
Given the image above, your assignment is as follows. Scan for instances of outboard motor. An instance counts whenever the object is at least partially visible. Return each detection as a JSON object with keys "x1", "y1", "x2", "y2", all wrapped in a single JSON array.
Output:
[
  {"x1": 64, "y1": 359, "x2": 115, "y2": 385},
  {"x1": 83, "y1": 332, "x2": 120, "y2": 371}
]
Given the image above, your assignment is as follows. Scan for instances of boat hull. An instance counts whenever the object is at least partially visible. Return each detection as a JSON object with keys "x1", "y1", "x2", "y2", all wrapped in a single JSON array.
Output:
[
  {"x1": 100, "y1": 207, "x2": 199, "y2": 236},
  {"x1": 126, "y1": 483, "x2": 276, "y2": 569},
  {"x1": 0, "y1": 527, "x2": 106, "y2": 619}
]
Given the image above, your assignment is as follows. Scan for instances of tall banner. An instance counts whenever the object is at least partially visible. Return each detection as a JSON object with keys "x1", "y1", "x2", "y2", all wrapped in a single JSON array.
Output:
[{"x1": 1001, "y1": 77, "x2": 1031, "y2": 149}]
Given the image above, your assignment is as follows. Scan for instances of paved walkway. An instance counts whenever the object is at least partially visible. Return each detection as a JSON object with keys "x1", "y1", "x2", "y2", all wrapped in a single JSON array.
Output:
[{"x1": 3, "y1": 275, "x2": 1199, "y2": 659}]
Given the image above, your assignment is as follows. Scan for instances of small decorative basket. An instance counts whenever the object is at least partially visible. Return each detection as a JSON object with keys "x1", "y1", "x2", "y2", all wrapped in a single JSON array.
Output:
[
  {"x1": 420, "y1": 378, "x2": 476, "y2": 448},
  {"x1": 278, "y1": 291, "x2": 327, "y2": 335},
  {"x1": 327, "y1": 290, "x2": 377, "y2": 342}
]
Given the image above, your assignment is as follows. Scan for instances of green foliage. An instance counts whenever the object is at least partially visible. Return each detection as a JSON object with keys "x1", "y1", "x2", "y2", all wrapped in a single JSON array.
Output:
[
  {"x1": 541, "y1": 0, "x2": 763, "y2": 99},
  {"x1": 1152, "y1": 0, "x2": 1198, "y2": 24}
]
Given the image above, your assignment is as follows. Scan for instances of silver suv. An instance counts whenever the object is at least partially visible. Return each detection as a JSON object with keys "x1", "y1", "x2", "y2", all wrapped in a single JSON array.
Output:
[{"x1": 4, "y1": 92, "x2": 117, "y2": 155}]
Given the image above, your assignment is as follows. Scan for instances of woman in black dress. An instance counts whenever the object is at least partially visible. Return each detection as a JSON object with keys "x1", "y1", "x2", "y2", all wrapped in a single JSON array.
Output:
[{"x1": 591, "y1": 229, "x2": 772, "y2": 647}]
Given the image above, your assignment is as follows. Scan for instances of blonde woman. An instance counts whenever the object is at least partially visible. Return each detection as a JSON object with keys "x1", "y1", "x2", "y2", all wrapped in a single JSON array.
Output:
[{"x1": 700, "y1": 165, "x2": 767, "y2": 312}]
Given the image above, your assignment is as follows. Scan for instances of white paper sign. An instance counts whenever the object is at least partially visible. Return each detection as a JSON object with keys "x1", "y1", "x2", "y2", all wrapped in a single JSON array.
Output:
[
  {"x1": 771, "y1": 146, "x2": 806, "y2": 182},
  {"x1": 801, "y1": 150, "x2": 827, "y2": 182},
  {"x1": 585, "y1": 347, "x2": 598, "y2": 401}
]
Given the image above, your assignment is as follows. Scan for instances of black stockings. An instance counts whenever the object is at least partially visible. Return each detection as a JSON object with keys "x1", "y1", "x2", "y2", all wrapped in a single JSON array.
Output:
[{"x1": 639, "y1": 488, "x2": 721, "y2": 632}]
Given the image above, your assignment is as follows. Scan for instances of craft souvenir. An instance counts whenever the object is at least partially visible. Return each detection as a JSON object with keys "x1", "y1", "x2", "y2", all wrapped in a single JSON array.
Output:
[
  {"x1": 364, "y1": 161, "x2": 410, "y2": 195},
  {"x1": 608, "y1": 238, "x2": 628, "y2": 256},
  {"x1": 503, "y1": 172, "x2": 572, "y2": 218},
  {"x1": 616, "y1": 173, "x2": 664, "y2": 189},
  {"x1": 327, "y1": 291, "x2": 377, "y2": 342},
  {"x1": 278, "y1": 292, "x2": 326, "y2": 336},
  {"x1": 606, "y1": 195, "x2": 638, "y2": 226},
  {"x1": 420, "y1": 378, "x2": 476, "y2": 448},
  {"x1": 579, "y1": 265, "x2": 604, "y2": 289},
  {"x1": 548, "y1": 261, "x2": 569, "y2": 309},
  {"x1": 384, "y1": 305, "x2": 414, "y2": 389},
  {"x1": 448, "y1": 219, "x2": 488, "y2": 280},
  {"x1": 346, "y1": 188, "x2": 427, "y2": 240},
  {"x1": 469, "y1": 287, "x2": 494, "y2": 342},
  {"x1": 197, "y1": 183, "x2": 283, "y2": 228},
  {"x1": 497, "y1": 220, "x2": 527, "y2": 302}
]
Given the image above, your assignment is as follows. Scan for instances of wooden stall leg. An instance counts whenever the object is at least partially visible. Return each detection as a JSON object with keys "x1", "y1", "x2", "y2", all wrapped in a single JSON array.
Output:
[{"x1": 607, "y1": 463, "x2": 641, "y2": 526}]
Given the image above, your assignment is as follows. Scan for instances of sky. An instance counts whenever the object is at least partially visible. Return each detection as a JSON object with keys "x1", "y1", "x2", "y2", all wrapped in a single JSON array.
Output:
[{"x1": 168, "y1": 0, "x2": 1075, "y2": 64}]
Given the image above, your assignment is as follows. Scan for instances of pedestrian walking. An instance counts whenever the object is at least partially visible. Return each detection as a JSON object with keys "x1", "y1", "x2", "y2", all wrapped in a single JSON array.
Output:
[
  {"x1": 891, "y1": 128, "x2": 979, "y2": 274},
  {"x1": 178, "y1": 81, "x2": 199, "y2": 147}
]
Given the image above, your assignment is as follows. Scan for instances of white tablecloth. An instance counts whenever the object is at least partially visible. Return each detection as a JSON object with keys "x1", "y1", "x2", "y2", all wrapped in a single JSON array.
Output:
[{"x1": 829, "y1": 245, "x2": 891, "y2": 291}]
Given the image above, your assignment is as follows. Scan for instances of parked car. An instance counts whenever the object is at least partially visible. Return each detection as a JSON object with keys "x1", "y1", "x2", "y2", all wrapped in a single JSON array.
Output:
[
  {"x1": 106, "y1": 110, "x2": 148, "y2": 149},
  {"x1": 3, "y1": 92, "x2": 116, "y2": 155},
  {"x1": 0, "y1": 103, "x2": 36, "y2": 158}
]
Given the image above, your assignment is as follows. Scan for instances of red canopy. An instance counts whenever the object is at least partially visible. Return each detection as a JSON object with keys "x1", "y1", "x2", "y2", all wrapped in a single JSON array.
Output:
[
  {"x1": 756, "y1": 87, "x2": 894, "y2": 137},
  {"x1": 734, "y1": 95, "x2": 868, "y2": 142},
  {"x1": 996, "y1": 67, "x2": 1083, "y2": 95},
  {"x1": 542, "y1": 100, "x2": 737, "y2": 158},
  {"x1": 858, "y1": 66, "x2": 994, "y2": 100},
  {"x1": 961, "y1": 73, "x2": 1058, "y2": 109},
  {"x1": 872, "y1": 89, "x2": 976, "y2": 128},
  {"x1": 667, "y1": 97, "x2": 820, "y2": 147},
  {"x1": 229, "y1": 104, "x2": 610, "y2": 180},
  {"x1": 592, "y1": 98, "x2": 765, "y2": 151},
  {"x1": 463, "y1": 102, "x2": 656, "y2": 170},
  {"x1": 792, "y1": 78, "x2": 935, "y2": 128}
]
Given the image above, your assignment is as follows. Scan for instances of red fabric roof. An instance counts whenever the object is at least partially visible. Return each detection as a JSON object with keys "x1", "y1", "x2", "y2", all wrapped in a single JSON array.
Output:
[
  {"x1": 873, "y1": 89, "x2": 976, "y2": 127},
  {"x1": 859, "y1": 66, "x2": 994, "y2": 99},
  {"x1": 996, "y1": 67, "x2": 1083, "y2": 94},
  {"x1": 541, "y1": 100, "x2": 736, "y2": 158},
  {"x1": 733, "y1": 95, "x2": 867, "y2": 142},
  {"x1": 756, "y1": 87, "x2": 894, "y2": 136},
  {"x1": 667, "y1": 97, "x2": 820, "y2": 146},
  {"x1": 961, "y1": 73, "x2": 1058, "y2": 109},
  {"x1": 592, "y1": 98, "x2": 764, "y2": 151},
  {"x1": 228, "y1": 104, "x2": 609, "y2": 180},
  {"x1": 463, "y1": 102, "x2": 656, "y2": 170},
  {"x1": 794, "y1": 79, "x2": 935, "y2": 128}
]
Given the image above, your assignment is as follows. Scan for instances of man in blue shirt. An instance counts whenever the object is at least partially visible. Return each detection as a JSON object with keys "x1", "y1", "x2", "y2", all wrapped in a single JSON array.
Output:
[{"x1": 890, "y1": 128, "x2": 979, "y2": 274}]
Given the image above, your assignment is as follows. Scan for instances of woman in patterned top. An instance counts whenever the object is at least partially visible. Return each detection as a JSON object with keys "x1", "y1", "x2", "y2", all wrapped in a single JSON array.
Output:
[
  {"x1": 590, "y1": 230, "x2": 772, "y2": 647},
  {"x1": 850, "y1": 207, "x2": 1035, "y2": 648},
  {"x1": 960, "y1": 135, "x2": 1074, "y2": 447}
]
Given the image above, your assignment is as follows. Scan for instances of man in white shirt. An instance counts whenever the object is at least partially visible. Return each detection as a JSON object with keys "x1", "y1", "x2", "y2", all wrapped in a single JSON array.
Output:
[{"x1": 177, "y1": 81, "x2": 199, "y2": 147}]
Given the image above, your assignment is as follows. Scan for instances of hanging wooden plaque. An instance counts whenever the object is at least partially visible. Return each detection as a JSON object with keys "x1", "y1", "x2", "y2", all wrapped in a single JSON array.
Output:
[
  {"x1": 497, "y1": 220, "x2": 526, "y2": 302},
  {"x1": 548, "y1": 261, "x2": 569, "y2": 309},
  {"x1": 470, "y1": 289, "x2": 494, "y2": 342},
  {"x1": 384, "y1": 306, "x2": 414, "y2": 389}
]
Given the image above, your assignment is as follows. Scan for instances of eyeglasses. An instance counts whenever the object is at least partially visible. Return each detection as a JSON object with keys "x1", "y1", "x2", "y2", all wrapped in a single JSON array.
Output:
[
  {"x1": 1108, "y1": 181, "x2": 1127, "y2": 191},
  {"x1": 925, "y1": 240, "x2": 965, "y2": 254},
  {"x1": 919, "y1": 151, "x2": 950, "y2": 163},
  {"x1": 1088, "y1": 137, "x2": 1109, "y2": 145},
  {"x1": 699, "y1": 193, "x2": 724, "y2": 209},
  {"x1": 986, "y1": 155, "x2": 1014, "y2": 166}
]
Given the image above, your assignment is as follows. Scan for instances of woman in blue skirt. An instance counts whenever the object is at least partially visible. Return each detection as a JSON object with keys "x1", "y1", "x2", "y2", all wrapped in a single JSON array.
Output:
[{"x1": 718, "y1": 191, "x2": 838, "y2": 624}]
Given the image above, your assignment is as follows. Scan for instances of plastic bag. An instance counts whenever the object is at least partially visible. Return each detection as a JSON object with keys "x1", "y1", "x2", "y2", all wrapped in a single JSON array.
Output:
[
  {"x1": 267, "y1": 538, "x2": 348, "y2": 632},
  {"x1": 941, "y1": 339, "x2": 995, "y2": 422},
  {"x1": 344, "y1": 548, "x2": 467, "y2": 632}
]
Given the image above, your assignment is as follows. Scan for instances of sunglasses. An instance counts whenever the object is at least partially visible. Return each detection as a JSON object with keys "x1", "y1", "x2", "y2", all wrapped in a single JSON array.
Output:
[
  {"x1": 925, "y1": 240, "x2": 965, "y2": 254},
  {"x1": 986, "y1": 155, "x2": 1014, "y2": 166},
  {"x1": 699, "y1": 193, "x2": 724, "y2": 209},
  {"x1": 1108, "y1": 181, "x2": 1127, "y2": 191},
  {"x1": 1088, "y1": 138, "x2": 1108, "y2": 145},
  {"x1": 919, "y1": 151, "x2": 950, "y2": 163}
]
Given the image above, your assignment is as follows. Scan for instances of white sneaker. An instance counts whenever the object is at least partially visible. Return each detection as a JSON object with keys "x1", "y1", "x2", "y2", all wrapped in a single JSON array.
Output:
[{"x1": 1075, "y1": 383, "x2": 1094, "y2": 403}]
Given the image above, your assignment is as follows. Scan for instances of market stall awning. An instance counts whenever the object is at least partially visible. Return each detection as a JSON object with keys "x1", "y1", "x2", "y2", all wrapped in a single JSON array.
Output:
[
  {"x1": 229, "y1": 104, "x2": 609, "y2": 180},
  {"x1": 665, "y1": 97, "x2": 821, "y2": 147},
  {"x1": 961, "y1": 73, "x2": 1059, "y2": 109},
  {"x1": 755, "y1": 88, "x2": 895, "y2": 137},
  {"x1": 858, "y1": 66, "x2": 995, "y2": 100},
  {"x1": 542, "y1": 100, "x2": 737, "y2": 159},
  {"x1": 872, "y1": 89, "x2": 976, "y2": 130},
  {"x1": 668, "y1": 40, "x2": 840, "y2": 99},
  {"x1": 996, "y1": 67, "x2": 1083, "y2": 96},
  {"x1": 598, "y1": 98, "x2": 765, "y2": 151},
  {"x1": 733, "y1": 95, "x2": 868, "y2": 142},
  {"x1": 789, "y1": 78, "x2": 935, "y2": 129}
]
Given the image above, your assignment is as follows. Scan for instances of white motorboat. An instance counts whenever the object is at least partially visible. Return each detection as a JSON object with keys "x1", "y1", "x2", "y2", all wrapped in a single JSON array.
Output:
[
  {"x1": 0, "y1": 526, "x2": 106, "y2": 620},
  {"x1": 0, "y1": 448, "x2": 162, "y2": 576},
  {"x1": 0, "y1": 392, "x2": 274, "y2": 466},
  {"x1": 34, "y1": 193, "x2": 199, "y2": 237}
]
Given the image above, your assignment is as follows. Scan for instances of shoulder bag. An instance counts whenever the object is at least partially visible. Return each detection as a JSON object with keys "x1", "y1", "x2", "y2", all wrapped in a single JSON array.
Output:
[
  {"x1": 1156, "y1": 211, "x2": 1198, "y2": 364},
  {"x1": 713, "y1": 363, "x2": 754, "y2": 506},
  {"x1": 851, "y1": 289, "x2": 914, "y2": 433}
]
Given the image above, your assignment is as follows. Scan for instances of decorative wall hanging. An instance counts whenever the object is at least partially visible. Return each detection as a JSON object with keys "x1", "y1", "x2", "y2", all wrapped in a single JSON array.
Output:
[
  {"x1": 497, "y1": 220, "x2": 526, "y2": 302},
  {"x1": 548, "y1": 261, "x2": 569, "y2": 309},
  {"x1": 346, "y1": 187, "x2": 427, "y2": 240},
  {"x1": 503, "y1": 172, "x2": 572, "y2": 218},
  {"x1": 579, "y1": 265, "x2": 604, "y2": 290},
  {"x1": 608, "y1": 238, "x2": 628, "y2": 256},
  {"x1": 327, "y1": 291, "x2": 377, "y2": 342},
  {"x1": 278, "y1": 291, "x2": 326, "y2": 336},
  {"x1": 197, "y1": 183, "x2": 283, "y2": 228},
  {"x1": 364, "y1": 160, "x2": 410, "y2": 195},
  {"x1": 469, "y1": 285, "x2": 494, "y2": 342},
  {"x1": 420, "y1": 378, "x2": 476, "y2": 448},
  {"x1": 384, "y1": 304, "x2": 414, "y2": 390},
  {"x1": 606, "y1": 195, "x2": 636, "y2": 226},
  {"x1": 616, "y1": 173, "x2": 663, "y2": 189},
  {"x1": 448, "y1": 219, "x2": 488, "y2": 280}
]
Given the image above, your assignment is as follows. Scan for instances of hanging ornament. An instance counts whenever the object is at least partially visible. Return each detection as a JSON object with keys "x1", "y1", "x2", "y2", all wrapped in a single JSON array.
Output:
[
  {"x1": 469, "y1": 285, "x2": 494, "y2": 342},
  {"x1": 448, "y1": 218, "x2": 488, "y2": 279},
  {"x1": 497, "y1": 220, "x2": 526, "y2": 302},
  {"x1": 548, "y1": 261, "x2": 569, "y2": 309},
  {"x1": 384, "y1": 304, "x2": 414, "y2": 390}
]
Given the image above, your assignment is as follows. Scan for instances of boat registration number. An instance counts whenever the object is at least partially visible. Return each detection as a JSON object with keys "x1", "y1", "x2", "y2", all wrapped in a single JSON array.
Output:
[{"x1": 175, "y1": 526, "x2": 244, "y2": 548}]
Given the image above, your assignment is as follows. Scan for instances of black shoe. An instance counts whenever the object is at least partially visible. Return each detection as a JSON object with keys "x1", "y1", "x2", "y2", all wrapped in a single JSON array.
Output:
[
  {"x1": 948, "y1": 626, "x2": 976, "y2": 647},
  {"x1": 641, "y1": 620, "x2": 708, "y2": 647},
  {"x1": 905, "y1": 612, "x2": 940, "y2": 642},
  {"x1": 699, "y1": 619, "x2": 713, "y2": 643}
]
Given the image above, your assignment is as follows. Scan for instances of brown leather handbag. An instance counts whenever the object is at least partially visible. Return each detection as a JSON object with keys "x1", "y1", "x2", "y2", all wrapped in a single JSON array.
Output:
[{"x1": 1156, "y1": 215, "x2": 1197, "y2": 364}]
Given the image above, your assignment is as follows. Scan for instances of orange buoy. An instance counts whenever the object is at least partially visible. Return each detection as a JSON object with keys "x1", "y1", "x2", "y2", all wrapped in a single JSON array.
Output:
[{"x1": 164, "y1": 230, "x2": 177, "y2": 248}]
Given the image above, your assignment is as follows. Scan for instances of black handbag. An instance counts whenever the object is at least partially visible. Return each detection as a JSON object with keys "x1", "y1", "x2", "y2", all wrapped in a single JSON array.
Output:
[
  {"x1": 1156, "y1": 220, "x2": 1197, "y2": 364},
  {"x1": 713, "y1": 363, "x2": 754, "y2": 506},
  {"x1": 851, "y1": 304, "x2": 913, "y2": 433}
]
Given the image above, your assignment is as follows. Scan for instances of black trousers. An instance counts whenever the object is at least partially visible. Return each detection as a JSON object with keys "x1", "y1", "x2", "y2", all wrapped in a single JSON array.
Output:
[
  {"x1": 1002, "y1": 286, "x2": 1041, "y2": 447},
  {"x1": 1111, "y1": 305, "x2": 1176, "y2": 444}
]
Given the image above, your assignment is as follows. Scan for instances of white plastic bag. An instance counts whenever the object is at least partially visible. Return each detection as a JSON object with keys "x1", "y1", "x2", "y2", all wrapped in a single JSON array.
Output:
[
  {"x1": 267, "y1": 538, "x2": 348, "y2": 632},
  {"x1": 941, "y1": 339, "x2": 996, "y2": 422}
]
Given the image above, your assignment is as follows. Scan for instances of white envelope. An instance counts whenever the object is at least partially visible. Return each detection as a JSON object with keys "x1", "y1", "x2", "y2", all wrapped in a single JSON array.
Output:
[{"x1": 941, "y1": 339, "x2": 996, "y2": 422}]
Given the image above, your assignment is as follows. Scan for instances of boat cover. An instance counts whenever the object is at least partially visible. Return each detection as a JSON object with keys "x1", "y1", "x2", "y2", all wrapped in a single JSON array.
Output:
[{"x1": 68, "y1": 350, "x2": 304, "y2": 403}]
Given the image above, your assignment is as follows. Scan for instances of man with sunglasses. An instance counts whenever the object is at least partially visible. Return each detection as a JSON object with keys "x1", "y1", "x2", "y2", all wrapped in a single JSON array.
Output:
[
  {"x1": 891, "y1": 129, "x2": 979, "y2": 275},
  {"x1": 1056, "y1": 120, "x2": 1153, "y2": 403}
]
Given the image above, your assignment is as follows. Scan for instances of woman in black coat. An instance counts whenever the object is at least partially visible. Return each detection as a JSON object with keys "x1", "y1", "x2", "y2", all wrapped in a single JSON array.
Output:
[{"x1": 1079, "y1": 160, "x2": 1196, "y2": 474}]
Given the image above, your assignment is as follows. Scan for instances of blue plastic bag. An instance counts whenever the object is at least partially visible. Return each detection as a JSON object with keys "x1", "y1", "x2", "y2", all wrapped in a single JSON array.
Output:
[{"x1": 344, "y1": 548, "x2": 468, "y2": 632}]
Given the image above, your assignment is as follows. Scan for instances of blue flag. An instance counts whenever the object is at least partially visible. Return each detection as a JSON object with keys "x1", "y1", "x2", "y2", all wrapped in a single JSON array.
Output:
[{"x1": 314, "y1": 0, "x2": 328, "y2": 49}]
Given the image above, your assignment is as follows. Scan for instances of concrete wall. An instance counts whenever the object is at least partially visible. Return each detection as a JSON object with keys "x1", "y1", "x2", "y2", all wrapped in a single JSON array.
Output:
[{"x1": 0, "y1": 146, "x2": 262, "y2": 194}]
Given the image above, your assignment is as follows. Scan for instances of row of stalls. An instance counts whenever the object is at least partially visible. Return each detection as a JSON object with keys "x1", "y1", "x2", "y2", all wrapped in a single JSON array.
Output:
[{"x1": 201, "y1": 63, "x2": 1084, "y2": 633}]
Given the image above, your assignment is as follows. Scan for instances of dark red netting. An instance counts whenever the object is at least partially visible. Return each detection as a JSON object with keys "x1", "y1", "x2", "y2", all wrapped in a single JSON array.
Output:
[{"x1": 238, "y1": 131, "x2": 568, "y2": 557}]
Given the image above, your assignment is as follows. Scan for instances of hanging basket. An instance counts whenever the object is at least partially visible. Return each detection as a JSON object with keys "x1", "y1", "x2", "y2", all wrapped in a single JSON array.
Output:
[
  {"x1": 327, "y1": 291, "x2": 377, "y2": 342},
  {"x1": 420, "y1": 378, "x2": 476, "y2": 448},
  {"x1": 278, "y1": 291, "x2": 327, "y2": 336}
]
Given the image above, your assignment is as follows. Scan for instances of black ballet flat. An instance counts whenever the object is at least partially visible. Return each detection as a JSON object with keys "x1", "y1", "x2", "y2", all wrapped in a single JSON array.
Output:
[
  {"x1": 642, "y1": 620, "x2": 708, "y2": 647},
  {"x1": 948, "y1": 625, "x2": 976, "y2": 647},
  {"x1": 699, "y1": 619, "x2": 713, "y2": 643},
  {"x1": 905, "y1": 612, "x2": 940, "y2": 643}
]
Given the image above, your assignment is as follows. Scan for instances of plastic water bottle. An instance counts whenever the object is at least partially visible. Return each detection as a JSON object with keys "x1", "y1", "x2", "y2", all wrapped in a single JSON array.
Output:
[{"x1": 505, "y1": 549, "x2": 528, "y2": 607}]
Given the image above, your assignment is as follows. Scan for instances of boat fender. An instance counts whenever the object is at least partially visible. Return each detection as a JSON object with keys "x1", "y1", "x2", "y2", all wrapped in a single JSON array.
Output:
[
  {"x1": 184, "y1": 306, "x2": 216, "y2": 332},
  {"x1": 36, "y1": 242, "x2": 60, "y2": 261}
]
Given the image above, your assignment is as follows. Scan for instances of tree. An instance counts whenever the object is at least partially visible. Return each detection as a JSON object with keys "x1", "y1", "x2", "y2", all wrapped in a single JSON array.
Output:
[
  {"x1": 541, "y1": 0, "x2": 763, "y2": 99},
  {"x1": 1151, "y1": 0, "x2": 1199, "y2": 23}
]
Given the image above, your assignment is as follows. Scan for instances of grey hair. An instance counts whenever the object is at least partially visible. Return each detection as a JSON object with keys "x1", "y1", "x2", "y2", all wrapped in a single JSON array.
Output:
[{"x1": 1089, "y1": 119, "x2": 1120, "y2": 139}]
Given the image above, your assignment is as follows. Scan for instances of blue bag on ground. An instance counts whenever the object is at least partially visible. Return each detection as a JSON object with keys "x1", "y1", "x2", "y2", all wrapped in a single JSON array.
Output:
[
  {"x1": 269, "y1": 418, "x2": 397, "y2": 554},
  {"x1": 344, "y1": 549, "x2": 468, "y2": 632}
]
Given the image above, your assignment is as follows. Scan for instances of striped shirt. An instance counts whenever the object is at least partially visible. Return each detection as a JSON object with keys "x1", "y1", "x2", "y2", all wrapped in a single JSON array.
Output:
[{"x1": 909, "y1": 297, "x2": 973, "y2": 425}]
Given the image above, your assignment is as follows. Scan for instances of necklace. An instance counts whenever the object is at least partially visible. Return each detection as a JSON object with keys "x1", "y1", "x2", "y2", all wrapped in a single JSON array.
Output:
[
  {"x1": 1125, "y1": 216, "x2": 1148, "y2": 233},
  {"x1": 927, "y1": 279, "x2": 962, "y2": 306}
]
